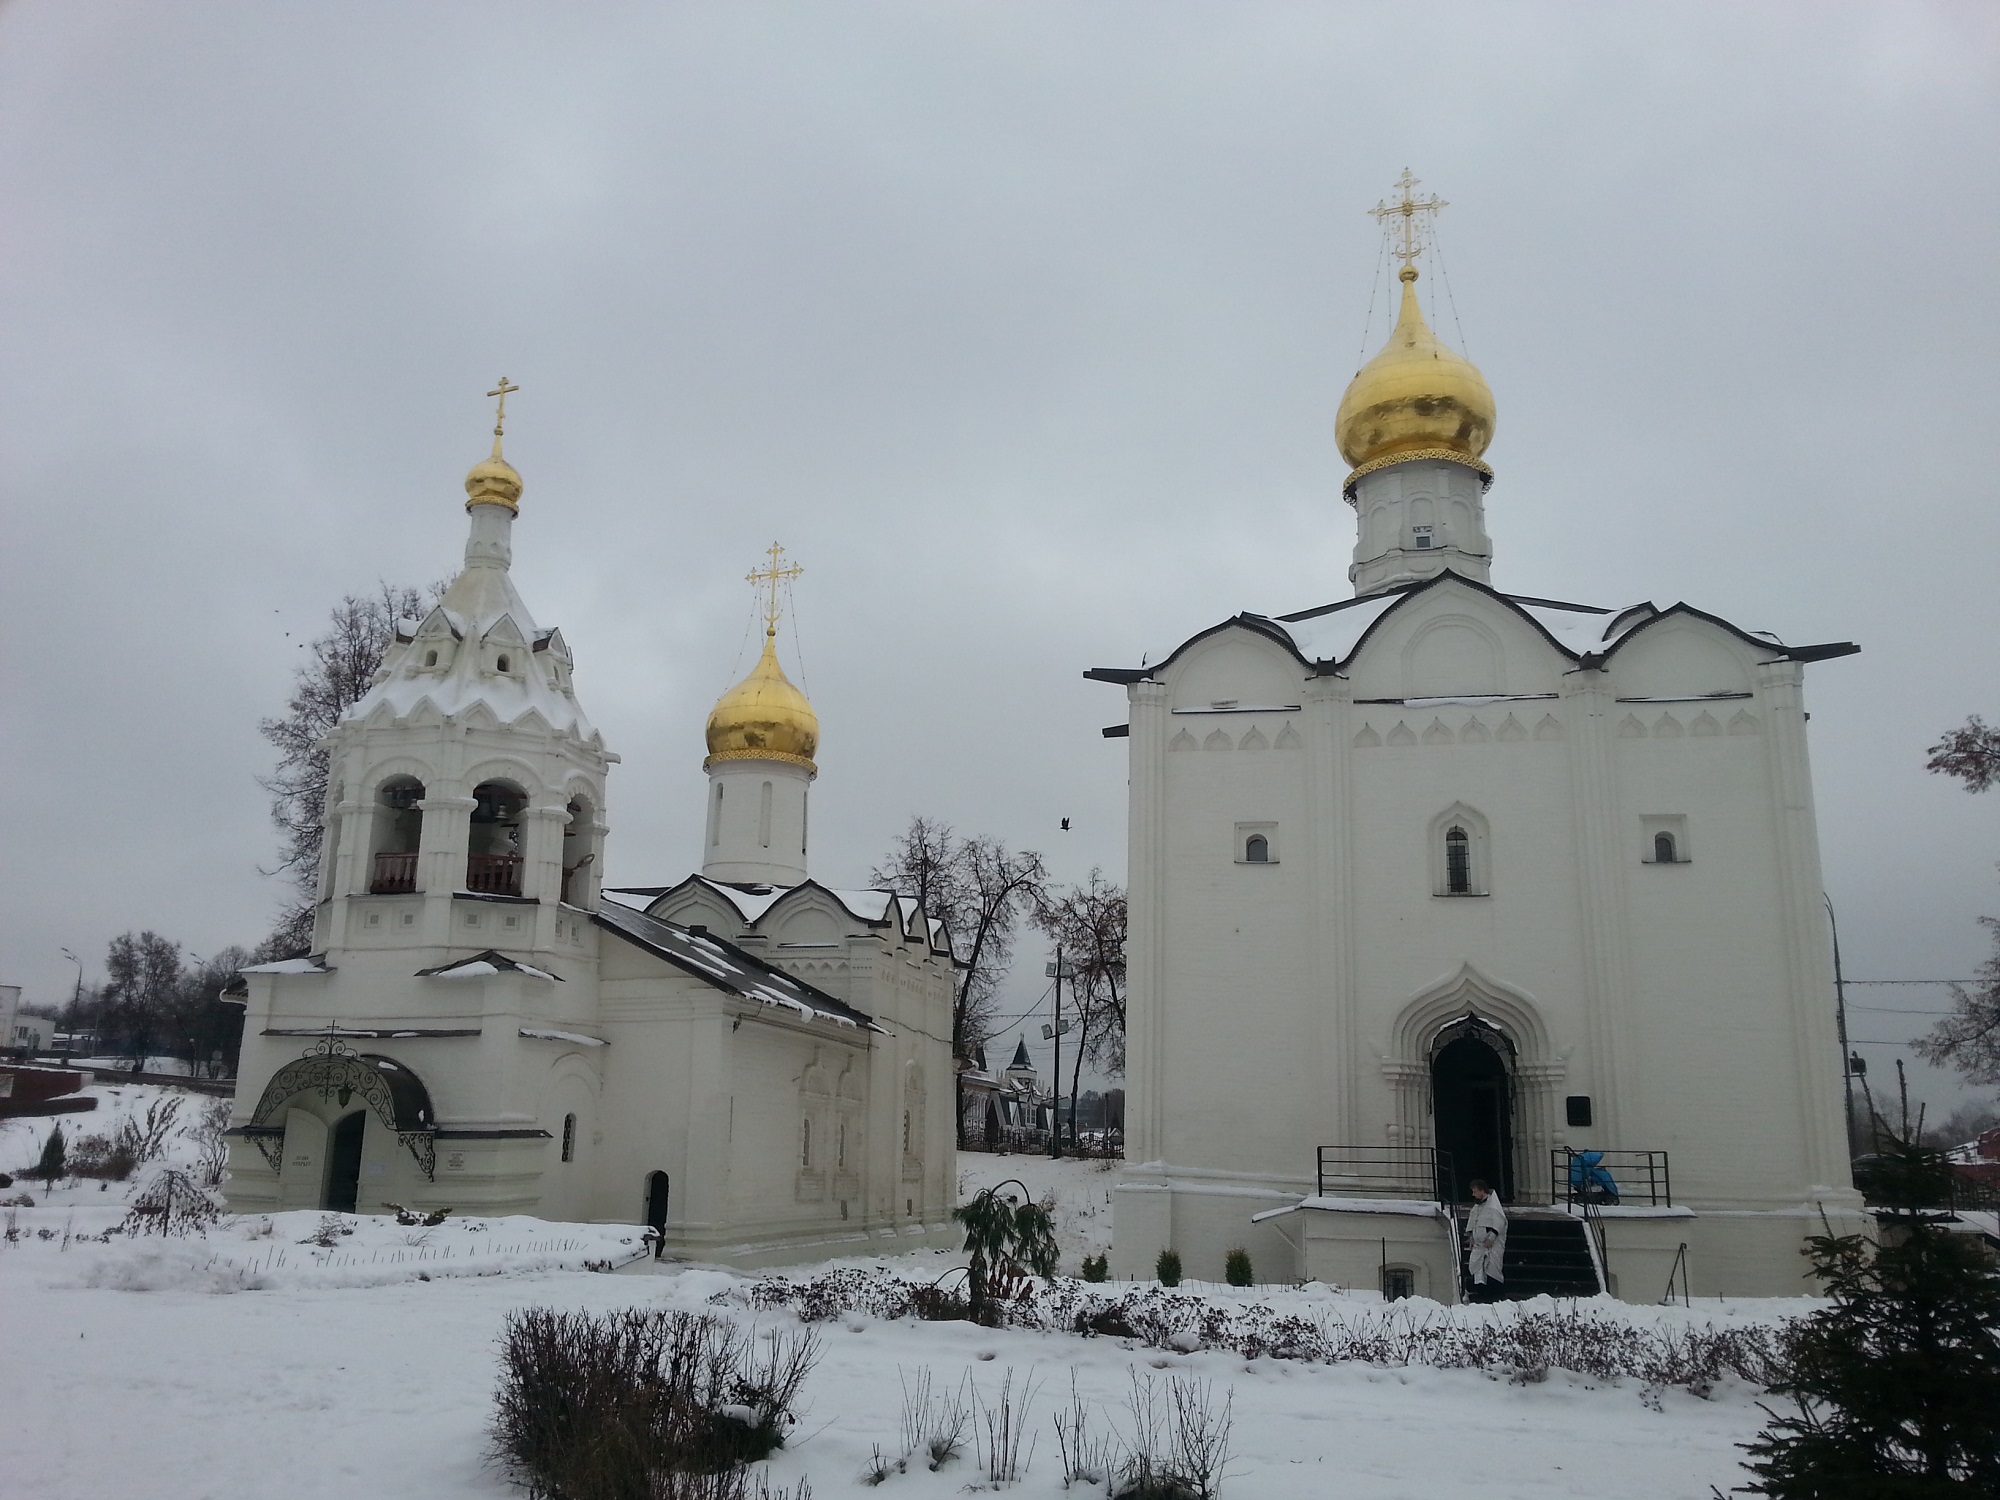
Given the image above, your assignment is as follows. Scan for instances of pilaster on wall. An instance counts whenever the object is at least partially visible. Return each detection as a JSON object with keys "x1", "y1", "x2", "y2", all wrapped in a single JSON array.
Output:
[
  {"x1": 1126, "y1": 680, "x2": 1169, "y2": 1165},
  {"x1": 1304, "y1": 674, "x2": 1359, "y2": 1144},
  {"x1": 1756, "y1": 661, "x2": 1851, "y2": 1193},
  {"x1": 1558, "y1": 670, "x2": 1637, "y2": 1142}
]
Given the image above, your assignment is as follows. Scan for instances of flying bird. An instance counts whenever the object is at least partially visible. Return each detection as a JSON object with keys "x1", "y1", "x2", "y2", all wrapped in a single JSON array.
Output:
[{"x1": 1059, "y1": 818, "x2": 1071, "y2": 831}]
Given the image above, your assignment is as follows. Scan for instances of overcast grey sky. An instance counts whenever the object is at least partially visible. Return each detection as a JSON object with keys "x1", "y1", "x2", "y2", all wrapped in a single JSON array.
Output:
[{"x1": 3, "y1": 3, "x2": 1997, "y2": 1115}]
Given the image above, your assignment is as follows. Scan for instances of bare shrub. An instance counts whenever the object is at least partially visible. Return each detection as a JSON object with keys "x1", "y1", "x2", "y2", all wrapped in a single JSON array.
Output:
[
  {"x1": 119, "y1": 1097, "x2": 183, "y2": 1165},
  {"x1": 971, "y1": 1367, "x2": 1040, "y2": 1485},
  {"x1": 67, "y1": 1132, "x2": 138, "y2": 1182},
  {"x1": 899, "y1": 1366, "x2": 971, "y2": 1472},
  {"x1": 1111, "y1": 1373, "x2": 1231, "y2": 1500},
  {"x1": 1054, "y1": 1373, "x2": 1116, "y2": 1489},
  {"x1": 117, "y1": 1168, "x2": 223, "y2": 1237},
  {"x1": 492, "y1": 1307, "x2": 819, "y2": 1500},
  {"x1": 192, "y1": 1098, "x2": 232, "y2": 1188},
  {"x1": 730, "y1": 1269, "x2": 1791, "y2": 1396}
]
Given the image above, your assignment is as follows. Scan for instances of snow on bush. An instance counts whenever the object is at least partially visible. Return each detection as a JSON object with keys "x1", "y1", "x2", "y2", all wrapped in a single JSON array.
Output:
[{"x1": 729, "y1": 1268, "x2": 1793, "y2": 1393}]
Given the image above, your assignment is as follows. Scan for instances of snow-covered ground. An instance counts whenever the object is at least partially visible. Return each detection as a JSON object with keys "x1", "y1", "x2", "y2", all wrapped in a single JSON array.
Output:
[{"x1": 0, "y1": 1093, "x2": 1802, "y2": 1499}]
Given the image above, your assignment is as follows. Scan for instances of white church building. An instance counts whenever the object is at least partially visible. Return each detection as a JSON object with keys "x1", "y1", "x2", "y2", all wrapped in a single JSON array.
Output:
[
  {"x1": 224, "y1": 397, "x2": 959, "y2": 1266},
  {"x1": 1090, "y1": 179, "x2": 1866, "y2": 1300}
]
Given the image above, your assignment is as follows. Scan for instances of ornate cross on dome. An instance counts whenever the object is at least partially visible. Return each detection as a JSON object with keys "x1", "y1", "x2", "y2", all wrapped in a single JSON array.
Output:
[
  {"x1": 1369, "y1": 168, "x2": 1447, "y2": 269},
  {"x1": 487, "y1": 377, "x2": 519, "y2": 441},
  {"x1": 747, "y1": 541, "x2": 804, "y2": 636}
]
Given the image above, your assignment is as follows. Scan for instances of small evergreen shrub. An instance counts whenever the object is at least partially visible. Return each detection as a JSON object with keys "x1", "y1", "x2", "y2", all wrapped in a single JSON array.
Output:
[
  {"x1": 35, "y1": 1126, "x2": 66, "y2": 1191},
  {"x1": 67, "y1": 1132, "x2": 137, "y2": 1182},
  {"x1": 1081, "y1": 1252, "x2": 1110, "y2": 1283},
  {"x1": 1223, "y1": 1248, "x2": 1253, "y2": 1288},
  {"x1": 1155, "y1": 1249, "x2": 1182, "y2": 1288}
]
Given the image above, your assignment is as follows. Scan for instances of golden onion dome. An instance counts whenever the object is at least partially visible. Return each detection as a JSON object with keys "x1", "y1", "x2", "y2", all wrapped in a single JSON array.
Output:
[
  {"x1": 704, "y1": 632, "x2": 819, "y2": 772},
  {"x1": 1334, "y1": 264, "x2": 1495, "y2": 491},
  {"x1": 465, "y1": 446, "x2": 523, "y2": 511}
]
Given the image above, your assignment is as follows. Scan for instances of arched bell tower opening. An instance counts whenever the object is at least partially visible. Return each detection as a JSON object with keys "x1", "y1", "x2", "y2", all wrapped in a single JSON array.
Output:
[
  {"x1": 1429, "y1": 1015, "x2": 1516, "y2": 1202},
  {"x1": 468, "y1": 780, "x2": 527, "y2": 896},
  {"x1": 369, "y1": 777, "x2": 425, "y2": 894}
]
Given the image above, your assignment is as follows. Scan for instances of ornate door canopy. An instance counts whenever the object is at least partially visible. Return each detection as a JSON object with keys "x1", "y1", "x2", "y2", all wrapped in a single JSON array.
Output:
[{"x1": 244, "y1": 1036, "x2": 438, "y2": 1178}]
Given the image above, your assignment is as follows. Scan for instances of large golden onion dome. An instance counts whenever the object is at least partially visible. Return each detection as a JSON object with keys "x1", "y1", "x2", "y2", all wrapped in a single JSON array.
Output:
[
  {"x1": 704, "y1": 632, "x2": 819, "y2": 773},
  {"x1": 1334, "y1": 264, "x2": 1495, "y2": 492}
]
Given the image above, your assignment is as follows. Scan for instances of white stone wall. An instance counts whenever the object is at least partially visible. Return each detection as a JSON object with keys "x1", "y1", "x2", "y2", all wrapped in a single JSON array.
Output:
[{"x1": 1113, "y1": 575, "x2": 1859, "y2": 1291}]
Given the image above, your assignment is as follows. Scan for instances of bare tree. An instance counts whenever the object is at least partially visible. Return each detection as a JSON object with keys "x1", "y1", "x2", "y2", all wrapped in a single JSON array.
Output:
[
  {"x1": 1927, "y1": 715, "x2": 2000, "y2": 794},
  {"x1": 1916, "y1": 715, "x2": 2000, "y2": 1097},
  {"x1": 258, "y1": 581, "x2": 442, "y2": 955},
  {"x1": 101, "y1": 930, "x2": 184, "y2": 1065},
  {"x1": 872, "y1": 818, "x2": 1048, "y2": 1144},
  {"x1": 1032, "y1": 869, "x2": 1127, "y2": 1146}
]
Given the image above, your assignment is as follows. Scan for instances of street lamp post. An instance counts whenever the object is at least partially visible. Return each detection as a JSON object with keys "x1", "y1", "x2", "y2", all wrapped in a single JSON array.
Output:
[{"x1": 59, "y1": 947, "x2": 84, "y2": 1046}]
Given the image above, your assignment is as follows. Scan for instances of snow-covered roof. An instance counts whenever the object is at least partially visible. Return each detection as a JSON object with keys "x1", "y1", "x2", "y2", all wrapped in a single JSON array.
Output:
[
  {"x1": 1088, "y1": 571, "x2": 1858, "y2": 684},
  {"x1": 606, "y1": 876, "x2": 949, "y2": 954},
  {"x1": 592, "y1": 901, "x2": 884, "y2": 1033},
  {"x1": 340, "y1": 524, "x2": 598, "y2": 743},
  {"x1": 240, "y1": 956, "x2": 333, "y2": 976},
  {"x1": 414, "y1": 951, "x2": 562, "y2": 982}
]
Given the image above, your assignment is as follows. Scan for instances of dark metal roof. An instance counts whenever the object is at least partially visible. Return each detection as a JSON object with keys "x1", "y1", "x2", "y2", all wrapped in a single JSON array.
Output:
[{"x1": 592, "y1": 901, "x2": 883, "y2": 1033}]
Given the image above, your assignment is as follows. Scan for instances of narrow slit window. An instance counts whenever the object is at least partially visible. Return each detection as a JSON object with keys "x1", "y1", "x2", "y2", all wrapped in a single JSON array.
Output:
[
  {"x1": 1445, "y1": 827, "x2": 1472, "y2": 894},
  {"x1": 1244, "y1": 834, "x2": 1270, "y2": 864},
  {"x1": 1654, "y1": 831, "x2": 1678, "y2": 864},
  {"x1": 561, "y1": 1113, "x2": 577, "y2": 1163},
  {"x1": 801, "y1": 1117, "x2": 812, "y2": 1168}
]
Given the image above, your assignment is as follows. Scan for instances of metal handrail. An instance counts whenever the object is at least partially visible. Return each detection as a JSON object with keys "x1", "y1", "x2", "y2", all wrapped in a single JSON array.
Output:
[
  {"x1": 1550, "y1": 1147, "x2": 1672, "y2": 1209},
  {"x1": 1317, "y1": 1145, "x2": 1456, "y2": 1203}
]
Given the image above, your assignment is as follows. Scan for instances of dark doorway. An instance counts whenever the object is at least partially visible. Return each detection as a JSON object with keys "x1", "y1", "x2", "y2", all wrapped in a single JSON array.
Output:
[
  {"x1": 325, "y1": 1111, "x2": 366, "y2": 1213},
  {"x1": 1432, "y1": 1026, "x2": 1514, "y2": 1202},
  {"x1": 645, "y1": 1171, "x2": 670, "y2": 1259}
]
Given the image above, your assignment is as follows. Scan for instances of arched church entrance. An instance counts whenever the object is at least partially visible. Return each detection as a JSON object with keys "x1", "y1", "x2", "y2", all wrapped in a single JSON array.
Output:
[
  {"x1": 1429, "y1": 1016, "x2": 1515, "y2": 1202},
  {"x1": 325, "y1": 1111, "x2": 366, "y2": 1213}
]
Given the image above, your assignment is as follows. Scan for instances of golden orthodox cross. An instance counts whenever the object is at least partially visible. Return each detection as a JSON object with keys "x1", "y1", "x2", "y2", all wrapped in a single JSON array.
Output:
[
  {"x1": 746, "y1": 541, "x2": 804, "y2": 635},
  {"x1": 1368, "y1": 168, "x2": 1447, "y2": 268},
  {"x1": 487, "y1": 377, "x2": 519, "y2": 439}
]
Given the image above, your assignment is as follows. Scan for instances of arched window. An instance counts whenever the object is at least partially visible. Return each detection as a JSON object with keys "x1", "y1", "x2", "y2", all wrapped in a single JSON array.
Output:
[
  {"x1": 561, "y1": 1113, "x2": 577, "y2": 1163},
  {"x1": 368, "y1": 777, "x2": 425, "y2": 893},
  {"x1": 1244, "y1": 834, "x2": 1270, "y2": 864},
  {"x1": 423, "y1": 649, "x2": 438, "y2": 668},
  {"x1": 496, "y1": 653, "x2": 511, "y2": 673},
  {"x1": 1653, "y1": 831, "x2": 1678, "y2": 864},
  {"x1": 562, "y1": 796, "x2": 597, "y2": 905},
  {"x1": 1445, "y1": 827, "x2": 1472, "y2": 894},
  {"x1": 467, "y1": 781, "x2": 527, "y2": 896}
]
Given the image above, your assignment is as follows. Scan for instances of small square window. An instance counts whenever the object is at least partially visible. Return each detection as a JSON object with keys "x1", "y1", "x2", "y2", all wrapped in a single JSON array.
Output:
[
  {"x1": 503, "y1": 915, "x2": 520, "y2": 930},
  {"x1": 366, "y1": 912, "x2": 382, "y2": 927},
  {"x1": 1412, "y1": 525, "x2": 1434, "y2": 551},
  {"x1": 464, "y1": 912, "x2": 480, "y2": 928},
  {"x1": 1566, "y1": 1095, "x2": 1593, "y2": 1128},
  {"x1": 401, "y1": 912, "x2": 416, "y2": 926}
]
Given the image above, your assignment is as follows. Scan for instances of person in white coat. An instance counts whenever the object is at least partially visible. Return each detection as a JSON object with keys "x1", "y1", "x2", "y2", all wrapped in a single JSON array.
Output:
[{"x1": 1464, "y1": 1179, "x2": 1508, "y2": 1302}]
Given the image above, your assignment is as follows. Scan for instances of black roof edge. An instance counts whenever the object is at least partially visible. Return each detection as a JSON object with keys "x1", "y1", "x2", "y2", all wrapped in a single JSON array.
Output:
[
  {"x1": 1781, "y1": 641, "x2": 1862, "y2": 663},
  {"x1": 1500, "y1": 592, "x2": 1615, "y2": 614},
  {"x1": 1101, "y1": 724, "x2": 1130, "y2": 738},
  {"x1": 1276, "y1": 583, "x2": 1423, "y2": 623},
  {"x1": 1084, "y1": 667, "x2": 1150, "y2": 684}
]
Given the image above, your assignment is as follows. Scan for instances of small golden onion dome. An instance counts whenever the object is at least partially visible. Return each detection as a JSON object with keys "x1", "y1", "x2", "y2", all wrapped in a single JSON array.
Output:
[
  {"x1": 1334, "y1": 264, "x2": 1496, "y2": 489},
  {"x1": 464, "y1": 449, "x2": 523, "y2": 510},
  {"x1": 704, "y1": 633, "x2": 819, "y2": 772}
]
